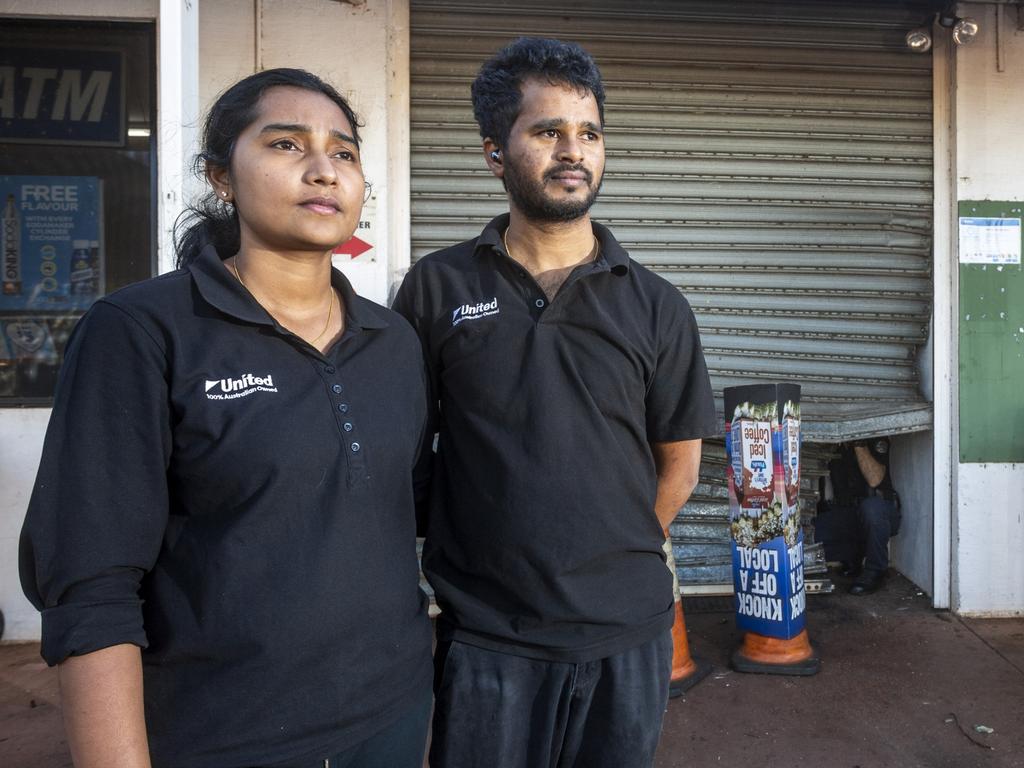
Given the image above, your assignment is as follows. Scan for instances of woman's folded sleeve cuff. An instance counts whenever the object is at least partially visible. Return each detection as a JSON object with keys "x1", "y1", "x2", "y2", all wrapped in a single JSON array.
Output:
[{"x1": 40, "y1": 597, "x2": 148, "y2": 666}]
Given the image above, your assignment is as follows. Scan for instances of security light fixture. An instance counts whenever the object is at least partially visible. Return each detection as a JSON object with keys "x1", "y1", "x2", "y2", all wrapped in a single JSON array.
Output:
[
  {"x1": 906, "y1": 9, "x2": 980, "y2": 51},
  {"x1": 951, "y1": 16, "x2": 979, "y2": 45},
  {"x1": 937, "y1": 10, "x2": 980, "y2": 46},
  {"x1": 905, "y1": 27, "x2": 932, "y2": 53}
]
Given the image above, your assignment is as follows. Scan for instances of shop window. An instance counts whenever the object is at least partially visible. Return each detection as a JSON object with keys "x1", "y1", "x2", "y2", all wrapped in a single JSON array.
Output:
[{"x1": 0, "y1": 19, "x2": 156, "y2": 405}]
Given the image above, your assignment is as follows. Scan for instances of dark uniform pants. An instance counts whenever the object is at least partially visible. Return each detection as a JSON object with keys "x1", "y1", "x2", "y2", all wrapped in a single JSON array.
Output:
[
  {"x1": 857, "y1": 495, "x2": 901, "y2": 576},
  {"x1": 429, "y1": 631, "x2": 673, "y2": 768}
]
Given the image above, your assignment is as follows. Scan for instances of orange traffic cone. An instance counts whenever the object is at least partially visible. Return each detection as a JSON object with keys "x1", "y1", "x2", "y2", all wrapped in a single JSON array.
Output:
[
  {"x1": 731, "y1": 628, "x2": 819, "y2": 675},
  {"x1": 663, "y1": 535, "x2": 711, "y2": 696}
]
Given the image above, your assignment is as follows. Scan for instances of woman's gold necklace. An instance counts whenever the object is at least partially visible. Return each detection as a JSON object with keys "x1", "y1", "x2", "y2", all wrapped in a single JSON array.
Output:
[{"x1": 231, "y1": 258, "x2": 335, "y2": 345}]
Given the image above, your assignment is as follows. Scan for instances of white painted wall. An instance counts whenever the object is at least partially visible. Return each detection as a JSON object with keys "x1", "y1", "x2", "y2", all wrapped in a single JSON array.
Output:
[
  {"x1": 890, "y1": 430, "x2": 934, "y2": 596},
  {"x1": 931, "y1": 31, "x2": 955, "y2": 610},
  {"x1": 955, "y1": 2, "x2": 1024, "y2": 202},
  {"x1": 0, "y1": 411, "x2": 47, "y2": 640},
  {"x1": 157, "y1": 0, "x2": 201, "y2": 274},
  {"x1": 956, "y1": 464, "x2": 1024, "y2": 616},
  {"x1": 951, "y1": 2, "x2": 1024, "y2": 615}
]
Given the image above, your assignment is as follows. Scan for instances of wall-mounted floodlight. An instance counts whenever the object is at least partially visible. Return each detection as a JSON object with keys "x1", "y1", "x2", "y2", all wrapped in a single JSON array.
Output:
[
  {"x1": 907, "y1": 12, "x2": 980, "y2": 51},
  {"x1": 905, "y1": 27, "x2": 933, "y2": 53},
  {"x1": 951, "y1": 17, "x2": 979, "y2": 45}
]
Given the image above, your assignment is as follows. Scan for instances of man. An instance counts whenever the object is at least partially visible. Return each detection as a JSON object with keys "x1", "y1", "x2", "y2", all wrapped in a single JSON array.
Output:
[
  {"x1": 393, "y1": 37, "x2": 716, "y2": 768},
  {"x1": 826, "y1": 438, "x2": 901, "y2": 595}
]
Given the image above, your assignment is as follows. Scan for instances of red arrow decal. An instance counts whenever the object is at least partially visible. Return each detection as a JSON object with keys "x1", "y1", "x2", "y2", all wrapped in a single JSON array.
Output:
[{"x1": 333, "y1": 236, "x2": 373, "y2": 259}]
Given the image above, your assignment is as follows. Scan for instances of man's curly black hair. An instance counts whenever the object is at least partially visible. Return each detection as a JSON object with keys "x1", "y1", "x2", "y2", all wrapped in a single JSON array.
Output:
[{"x1": 470, "y1": 37, "x2": 606, "y2": 149}]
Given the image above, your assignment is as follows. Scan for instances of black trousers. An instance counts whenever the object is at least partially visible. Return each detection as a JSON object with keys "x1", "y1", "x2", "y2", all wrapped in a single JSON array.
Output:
[
  {"x1": 429, "y1": 631, "x2": 673, "y2": 768},
  {"x1": 855, "y1": 495, "x2": 901, "y2": 576}
]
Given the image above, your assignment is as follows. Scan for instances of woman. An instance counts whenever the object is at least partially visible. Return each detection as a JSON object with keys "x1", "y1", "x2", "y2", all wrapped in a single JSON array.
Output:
[{"x1": 20, "y1": 69, "x2": 433, "y2": 768}]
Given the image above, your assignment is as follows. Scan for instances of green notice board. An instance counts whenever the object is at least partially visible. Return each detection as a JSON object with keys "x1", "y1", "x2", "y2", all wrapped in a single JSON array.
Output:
[{"x1": 958, "y1": 201, "x2": 1024, "y2": 462}]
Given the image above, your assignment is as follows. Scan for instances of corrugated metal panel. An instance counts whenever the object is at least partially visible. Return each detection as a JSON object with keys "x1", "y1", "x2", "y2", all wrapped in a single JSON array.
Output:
[{"x1": 410, "y1": 0, "x2": 935, "y2": 585}]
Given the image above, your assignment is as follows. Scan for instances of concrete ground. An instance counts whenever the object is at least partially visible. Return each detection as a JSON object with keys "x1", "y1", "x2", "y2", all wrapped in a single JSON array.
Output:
[
  {"x1": 660, "y1": 573, "x2": 1024, "y2": 768},
  {"x1": 1, "y1": 572, "x2": 1022, "y2": 768}
]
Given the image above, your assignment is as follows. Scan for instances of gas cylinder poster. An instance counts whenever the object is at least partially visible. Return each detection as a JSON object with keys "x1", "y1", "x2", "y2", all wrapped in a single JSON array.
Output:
[
  {"x1": 1, "y1": 175, "x2": 104, "y2": 311},
  {"x1": 725, "y1": 383, "x2": 806, "y2": 639}
]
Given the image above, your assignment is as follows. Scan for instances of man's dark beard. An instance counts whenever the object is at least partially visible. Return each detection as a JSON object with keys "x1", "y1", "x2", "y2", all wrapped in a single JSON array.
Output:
[{"x1": 503, "y1": 158, "x2": 603, "y2": 223}]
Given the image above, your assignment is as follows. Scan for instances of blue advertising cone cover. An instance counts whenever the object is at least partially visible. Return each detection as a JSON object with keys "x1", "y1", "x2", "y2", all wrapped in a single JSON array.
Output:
[{"x1": 725, "y1": 383, "x2": 819, "y2": 675}]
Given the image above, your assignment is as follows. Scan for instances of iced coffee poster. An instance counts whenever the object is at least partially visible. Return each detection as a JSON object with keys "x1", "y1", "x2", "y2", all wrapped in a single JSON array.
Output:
[
  {"x1": 1, "y1": 175, "x2": 104, "y2": 312},
  {"x1": 728, "y1": 407, "x2": 774, "y2": 509},
  {"x1": 725, "y1": 383, "x2": 807, "y2": 639}
]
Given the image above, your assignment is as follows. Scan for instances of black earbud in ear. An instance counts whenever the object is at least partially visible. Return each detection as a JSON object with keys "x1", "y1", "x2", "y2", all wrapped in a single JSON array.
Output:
[{"x1": 490, "y1": 149, "x2": 501, "y2": 162}]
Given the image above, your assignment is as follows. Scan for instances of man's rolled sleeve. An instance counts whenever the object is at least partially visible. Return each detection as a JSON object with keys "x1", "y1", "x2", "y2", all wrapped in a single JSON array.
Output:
[
  {"x1": 645, "y1": 293, "x2": 717, "y2": 443},
  {"x1": 19, "y1": 300, "x2": 172, "y2": 666}
]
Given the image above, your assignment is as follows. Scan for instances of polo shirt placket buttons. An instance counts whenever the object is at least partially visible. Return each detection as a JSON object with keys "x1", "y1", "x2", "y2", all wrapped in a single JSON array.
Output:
[
  {"x1": 533, "y1": 297, "x2": 547, "y2": 323},
  {"x1": 336, "y1": 401, "x2": 361, "y2": 461},
  {"x1": 324, "y1": 364, "x2": 361, "y2": 467},
  {"x1": 326, "y1": 367, "x2": 364, "y2": 476}
]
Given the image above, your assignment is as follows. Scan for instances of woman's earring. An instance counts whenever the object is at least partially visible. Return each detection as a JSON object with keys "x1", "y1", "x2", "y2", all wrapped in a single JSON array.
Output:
[{"x1": 363, "y1": 181, "x2": 373, "y2": 204}]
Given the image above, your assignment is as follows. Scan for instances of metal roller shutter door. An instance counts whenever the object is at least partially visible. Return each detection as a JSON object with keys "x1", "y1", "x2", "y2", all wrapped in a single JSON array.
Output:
[{"x1": 411, "y1": 0, "x2": 935, "y2": 586}]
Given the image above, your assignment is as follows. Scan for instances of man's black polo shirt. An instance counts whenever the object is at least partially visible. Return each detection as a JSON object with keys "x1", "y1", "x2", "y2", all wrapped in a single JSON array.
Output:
[
  {"x1": 20, "y1": 244, "x2": 433, "y2": 768},
  {"x1": 393, "y1": 213, "x2": 717, "y2": 662}
]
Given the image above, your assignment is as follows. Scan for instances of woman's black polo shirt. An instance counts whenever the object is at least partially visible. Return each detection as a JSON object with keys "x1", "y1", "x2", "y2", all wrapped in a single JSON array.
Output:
[
  {"x1": 393, "y1": 214, "x2": 717, "y2": 662},
  {"x1": 20, "y1": 244, "x2": 433, "y2": 768}
]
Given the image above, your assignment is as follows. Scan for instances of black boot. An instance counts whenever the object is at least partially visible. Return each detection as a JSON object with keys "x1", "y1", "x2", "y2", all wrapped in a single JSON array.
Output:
[{"x1": 849, "y1": 570, "x2": 885, "y2": 595}]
